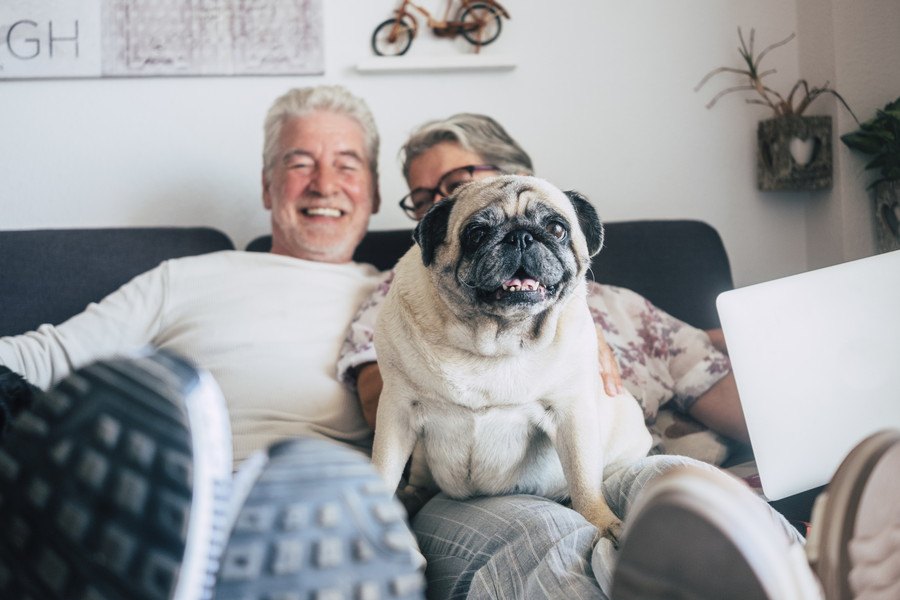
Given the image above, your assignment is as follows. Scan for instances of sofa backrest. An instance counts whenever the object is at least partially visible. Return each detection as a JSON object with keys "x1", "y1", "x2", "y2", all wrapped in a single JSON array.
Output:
[
  {"x1": 0, "y1": 227, "x2": 234, "y2": 336},
  {"x1": 246, "y1": 219, "x2": 734, "y2": 330},
  {"x1": 589, "y1": 220, "x2": 734, "y2": 330}
]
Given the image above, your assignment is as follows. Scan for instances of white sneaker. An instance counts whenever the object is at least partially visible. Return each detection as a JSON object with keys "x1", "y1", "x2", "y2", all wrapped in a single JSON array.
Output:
[
  {"x1": 214, "y1": 437, "x2": 425, "y2": 600},
  {"x1": 611, "y1": 464, "x2": 824, "y2": 599},
  {"x1": 807, "y1": 429, "x2": 900, "y2": 600},
  {"x1": 0, "y1": 350, "x2": 232, "y2": 600}
]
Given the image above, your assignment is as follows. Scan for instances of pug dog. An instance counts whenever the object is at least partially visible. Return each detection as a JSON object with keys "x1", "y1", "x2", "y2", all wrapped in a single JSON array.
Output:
[{"x1": 371, "y1": 175, "x2": 651, "y2": 544}]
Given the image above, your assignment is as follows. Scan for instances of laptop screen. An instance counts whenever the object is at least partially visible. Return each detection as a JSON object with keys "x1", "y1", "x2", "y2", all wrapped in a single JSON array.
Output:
[{"x1": 716, "y1": 250, "x2": 900, "y2": 500}]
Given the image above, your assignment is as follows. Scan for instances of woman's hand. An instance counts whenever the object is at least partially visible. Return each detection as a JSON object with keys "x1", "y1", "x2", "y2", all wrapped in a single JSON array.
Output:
[{"x1": 596, "y1": 327, "x2": 624, "y2": 396}]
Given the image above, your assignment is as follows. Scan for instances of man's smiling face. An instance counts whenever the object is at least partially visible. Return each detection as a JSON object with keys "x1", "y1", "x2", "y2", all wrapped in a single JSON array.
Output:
[{"x1": 263, "y1": 110, "x2": 379, "y2": 263}]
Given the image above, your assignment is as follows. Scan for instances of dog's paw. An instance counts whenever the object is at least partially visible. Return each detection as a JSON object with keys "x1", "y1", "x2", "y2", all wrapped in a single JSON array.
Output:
[
  {"x1": 396, "y1": 482, "x2": 439, "y2": 519},
  {"x1": 592, "y1": 517, "x2": 624, "y2": 549}
]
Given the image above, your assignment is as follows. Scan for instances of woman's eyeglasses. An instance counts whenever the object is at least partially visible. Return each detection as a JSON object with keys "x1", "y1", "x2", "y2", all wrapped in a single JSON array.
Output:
[{"x1": 398, "y1": 164, "x2": 501, "y2": 220}]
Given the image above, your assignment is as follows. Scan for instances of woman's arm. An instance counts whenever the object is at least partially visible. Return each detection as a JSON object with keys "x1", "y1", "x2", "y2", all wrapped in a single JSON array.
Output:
[
  {"x1": 705, "y1": 328, "x2": 729, "y2": 354},
  {"x1": 689, "y1": 329, "x2": 748, "y2": 443},
  {"x1": 686, "y1": 370, "x2": 750, "y2": 444}
]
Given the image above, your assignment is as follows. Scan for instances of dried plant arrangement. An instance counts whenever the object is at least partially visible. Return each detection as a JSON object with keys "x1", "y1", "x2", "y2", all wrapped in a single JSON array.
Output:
[{"x1": 695, "y1": 27, "x2": 857, "y2": 121}]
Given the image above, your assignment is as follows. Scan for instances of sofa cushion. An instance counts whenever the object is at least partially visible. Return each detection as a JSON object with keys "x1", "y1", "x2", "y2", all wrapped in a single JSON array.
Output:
[
  {"x1": 0, "y1": 227, "x2": 234, "y2": 336},
  {"x1": 246, "y1": 219, "x2": 733, "y2": 330}
]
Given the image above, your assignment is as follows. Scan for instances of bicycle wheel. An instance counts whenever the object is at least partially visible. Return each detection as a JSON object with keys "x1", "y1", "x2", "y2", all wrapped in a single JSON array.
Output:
[
  {"x1": 371, "y1": 18, "x2": 414, "y2": 56},
  {"x1": 459, "y1": 3, "x2": 502, "y2": 47}
]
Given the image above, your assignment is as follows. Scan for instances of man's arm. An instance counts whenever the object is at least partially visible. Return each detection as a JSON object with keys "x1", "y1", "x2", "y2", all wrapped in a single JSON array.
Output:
[
  {"x1": 356, "y1": 362, "x2": 382, "y2": 430},
  {"x1": 0, "y1": 263, "x2": 169, "y2": 388}
]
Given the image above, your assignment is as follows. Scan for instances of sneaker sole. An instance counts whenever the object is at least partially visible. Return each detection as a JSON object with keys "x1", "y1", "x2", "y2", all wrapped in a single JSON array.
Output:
[
  {"x1": 0, "y1": 350, "x2": 232, "y2": 600},
  {"x1": 214, "y1": 437, "x2": 425, "y2": 600},
  {"x1": 612, "y1": 465, "x2": 822, "y2": 599},
  {"x1": 808, "y1": 429, "x2": 900, "y2": 600}
]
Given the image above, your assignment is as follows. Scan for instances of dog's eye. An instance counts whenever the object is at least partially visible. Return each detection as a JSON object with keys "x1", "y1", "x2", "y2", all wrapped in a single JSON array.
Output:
[
  {"x1": 464, "y1": 225, "x2": 489, "y2": 248},
  {"x1": 545, "y1": 221, "x2": 567, "y2": 240}
]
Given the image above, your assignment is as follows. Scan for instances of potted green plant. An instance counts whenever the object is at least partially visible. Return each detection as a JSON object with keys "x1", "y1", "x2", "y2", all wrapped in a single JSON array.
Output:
[
  {"x1": 841, "y1": 97, "x2": 900, "y2": 252},
  {"x1": 696, "y1": 28, "x2": 857, "y2": 191}
]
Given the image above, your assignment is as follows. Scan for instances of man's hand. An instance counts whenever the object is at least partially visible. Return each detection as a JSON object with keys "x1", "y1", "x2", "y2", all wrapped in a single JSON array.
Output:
[{"x1": 0, "y1": 366, "x2": 41, "y2": 439}]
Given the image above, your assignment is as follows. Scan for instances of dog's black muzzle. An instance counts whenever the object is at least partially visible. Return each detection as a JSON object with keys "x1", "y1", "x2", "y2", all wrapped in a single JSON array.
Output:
[{"x1": 470, "y1": 229, "x2": 567, "y2": 306}]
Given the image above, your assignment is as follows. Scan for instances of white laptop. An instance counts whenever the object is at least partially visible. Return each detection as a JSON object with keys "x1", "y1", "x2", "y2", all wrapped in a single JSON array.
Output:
[{"x1": 716, "y1": 249, "x2": 900, "y2": 501}]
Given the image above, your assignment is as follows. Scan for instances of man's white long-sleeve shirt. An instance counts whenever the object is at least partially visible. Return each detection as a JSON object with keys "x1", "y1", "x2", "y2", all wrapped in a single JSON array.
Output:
[{"x1": 0, "y1": 250, "x2": 384, "y2": 467}]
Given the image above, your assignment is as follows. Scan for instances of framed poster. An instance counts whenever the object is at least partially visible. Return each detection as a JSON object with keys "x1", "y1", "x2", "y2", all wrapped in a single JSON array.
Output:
[{"x1": 1, "y1": 0, "x2": 323, "y2": 80}]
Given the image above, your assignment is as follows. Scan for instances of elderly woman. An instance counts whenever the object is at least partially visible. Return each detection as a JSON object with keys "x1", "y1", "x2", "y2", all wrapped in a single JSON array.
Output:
[{"x1": 340, "y1": 113, "x2": 747, "y2": 462}]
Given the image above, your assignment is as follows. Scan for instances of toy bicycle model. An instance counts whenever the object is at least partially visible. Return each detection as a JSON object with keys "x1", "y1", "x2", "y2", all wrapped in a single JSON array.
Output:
[{"x1": 371, "y1": 0, "x2": 510, "y2": 56}]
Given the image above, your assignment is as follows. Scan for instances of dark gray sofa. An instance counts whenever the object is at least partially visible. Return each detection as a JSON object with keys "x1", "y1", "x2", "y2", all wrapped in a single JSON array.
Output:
[{"x1": 1, "y1": 221, "x2": 818, "y2": 525}]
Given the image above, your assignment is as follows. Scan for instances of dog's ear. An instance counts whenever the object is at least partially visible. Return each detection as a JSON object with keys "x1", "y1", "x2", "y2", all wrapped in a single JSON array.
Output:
[
  {"x1": 413, "y1": 198, "x2": 456, "y2": 266},
  {"x1": 564, "y1": 190, "x2": 604, "y2": 257}
]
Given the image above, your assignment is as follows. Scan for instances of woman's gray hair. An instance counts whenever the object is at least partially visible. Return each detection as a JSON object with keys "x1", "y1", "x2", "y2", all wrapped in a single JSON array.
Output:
[
  {"x1": 400, "y1": 113, "x2": 534, "y2": 180},
  {"x1": 262, "y1": 85, "x2": 380, "y2": 182}
]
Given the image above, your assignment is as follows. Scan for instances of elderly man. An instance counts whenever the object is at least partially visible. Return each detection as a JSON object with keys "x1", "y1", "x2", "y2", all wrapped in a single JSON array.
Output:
[{"x1": 0, "y1": 85, "x2": 423, "y2": 600}]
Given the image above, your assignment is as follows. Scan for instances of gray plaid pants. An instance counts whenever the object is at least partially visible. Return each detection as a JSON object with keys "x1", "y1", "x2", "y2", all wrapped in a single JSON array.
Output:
[{"x1": 411, "y1": 455, "x2": 803, "y2": 600}]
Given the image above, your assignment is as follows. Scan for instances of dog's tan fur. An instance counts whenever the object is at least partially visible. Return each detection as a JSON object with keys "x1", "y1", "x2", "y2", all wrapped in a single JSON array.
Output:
[{"x1": 371, "y1": 176, "x2": 651, "y2": 543}]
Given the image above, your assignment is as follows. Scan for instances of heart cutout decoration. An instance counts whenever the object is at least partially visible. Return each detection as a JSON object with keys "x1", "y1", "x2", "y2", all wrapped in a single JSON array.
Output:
[{"x1": 789, "y1": 137, "x2": 816, "y2": 167}]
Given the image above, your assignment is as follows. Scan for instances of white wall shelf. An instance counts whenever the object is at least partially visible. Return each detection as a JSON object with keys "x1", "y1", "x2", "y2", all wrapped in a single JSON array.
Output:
[{"x1": 356, "y1": 54, "x2": 516, "y2": 73}]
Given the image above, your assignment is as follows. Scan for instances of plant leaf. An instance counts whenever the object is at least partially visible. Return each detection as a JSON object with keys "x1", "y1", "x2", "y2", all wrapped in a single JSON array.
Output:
[{"x1": 841, "y1": 132, "x2": 885, "y2": 154}]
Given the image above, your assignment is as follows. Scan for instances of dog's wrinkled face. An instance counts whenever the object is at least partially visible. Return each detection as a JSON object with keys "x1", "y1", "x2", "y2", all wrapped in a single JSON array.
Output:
[{"x1": 414, "y1": 175, "x2": 603, "y2": 318}]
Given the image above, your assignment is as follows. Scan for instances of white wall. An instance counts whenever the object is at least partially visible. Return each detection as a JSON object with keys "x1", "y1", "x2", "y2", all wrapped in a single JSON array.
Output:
[
  {"x1": 1, "y1": 0, "x2": 889, "y2": 287},
  {"x1": 799, "y1": 0, "x2": 900, "y2": 270}
]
